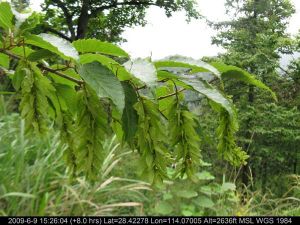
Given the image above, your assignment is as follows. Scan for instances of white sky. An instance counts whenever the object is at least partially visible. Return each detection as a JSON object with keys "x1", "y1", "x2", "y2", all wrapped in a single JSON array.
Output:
[{"x1": 30, "y1": 0, "x2": 300, "y2": 60}]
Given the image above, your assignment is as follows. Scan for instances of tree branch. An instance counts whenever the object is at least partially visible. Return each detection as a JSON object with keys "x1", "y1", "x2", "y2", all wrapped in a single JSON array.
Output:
[
  {"x1": 52, "y1": 0, "x2": 76, "y2": 40},
  {"x1": 91, "y1": 0, "x2": 157, "y2": 17},
  {"x1": 157, "y1": 88, "x2": 185, "y2": 100},
  {"x1": 278, "y1": 65, "x2": 291, "y2": 76},
  {"x1": 0, "y1": 49, "x2": 84, "y2": 85},
  {"x1": 76, "y1": 0, "x2": 90, "y2": 39},
  {"x1": 42, "y1": 26, "x2": 73, "y2": 42}
]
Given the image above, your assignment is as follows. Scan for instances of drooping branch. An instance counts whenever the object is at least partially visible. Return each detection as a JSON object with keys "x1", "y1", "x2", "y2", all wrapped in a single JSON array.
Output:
[{"x1": 0, "y1": 49, "x2": 84, "y2": 85}]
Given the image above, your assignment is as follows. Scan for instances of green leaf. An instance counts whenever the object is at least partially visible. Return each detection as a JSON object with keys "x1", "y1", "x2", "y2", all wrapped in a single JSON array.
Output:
[
  {"x1": 12, "y1": 61, "x2": 30, "y2": 91},
  {"x1": 79, "y1": 61, "x2": 125, "y2": 112},
  {"x1": 155, "y1": 201, "x2": 173, "y2": 215},
  {"x1": 18, "y1": 61, "x2": 56, "y2": 134},
  {"x1": 156, "y1": 56, "x2": 221, "y2": 78},
  {"x1": 156, "y1": 85, "x2": 175, "y2": 113},
  {"x1": 27, "y1": 49, "x2": 55, "y2": 62},
  {"x1": 121, "y1": 82, "x2": 138, "y2": 144},
  {"x1": 74, "y1": 86, "x2": 108, "y2": 180},
  {"x1": 54, "y1": 84, "x2": 77, "y2": 114},
  {"x1": 175, "y1": 190, "x2": 198, "y2": 199},
  {"x1": 196, "y1": 196, "x2": 215, "y2": 208},
  {"x1": 157, "y1": 70, "x2": 179, "y2": 80},
  {"x1": 0, "y1": 53, "x2": 9, "y2": 68},
  {"x1": 1, "y1": 192, "x2": 36, "y2": 199},
  {"x1": 12, "y1": 9, "x2": 32, "y2": 29},
  {"x1": 181, "y1": 207, "x2": 195, "y2": 216},
  {"x1": 178, "y1": 76, "x2": 234, "y2": 117},
  {"x1": 221, "y1": 182, "x2": 236, "y2": 192},
  {"x1": 211, "y1": 62, "x2": 277, "y2": 100},
  {"x1": 79, "y1": 53, "x2": 132, "y2": 80},
  {"x1": 48, "y1": 66, "x2": 81, "y2": 87},
  {"x1": 155, "y1": 61, "x2": 207, "y2": 73},
  {"x1": 25, "y1": 34, "x2": 79, "y2": 60},
  {"x1": 11, "y1": 46, "x2": 34, "y2": 57},
  {"x1": 0, "y1": 2, "x2": 13, "y2": 30},
  {"x1": 73, "y1": 39, "x2": 129, "y2": 57},
  {"x1": 134, "y1": 99, "x2": 169, "y2": 185},
  {"x1": 217, "y1": 108, "x2": 248, "y2": 166},
  {"x1": 168, "y1": 101, "x2": 201, "y2": 180},
  {"x1": 200, "y1": 186, "x2": 213, "y2": 196},
  {"x1": 196, "y1": 171, "x2": 215, "y2": 180},
  {"x1": 18, "y1": 12, "x2": 40, "y2": 35},
  {"x1": 124, "y1": 59, "x2": 157, "y2": 85}
]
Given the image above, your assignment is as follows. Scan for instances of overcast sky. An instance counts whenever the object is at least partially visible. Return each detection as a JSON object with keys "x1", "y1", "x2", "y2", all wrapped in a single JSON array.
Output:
[{"x1": 30, "y1": 0, "x2": 300, "y2": 60}]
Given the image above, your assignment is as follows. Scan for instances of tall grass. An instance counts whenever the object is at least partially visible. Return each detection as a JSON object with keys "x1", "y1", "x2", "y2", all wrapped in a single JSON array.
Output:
[
  {"x1": 0, "y1": 111, "x2": 299, "y2": 216},
  {"x1": 0, "y1": 114, "x2": 150, "y2": 216},
  {"x1": 235, "y1": 175, "x2": 300, "y2": 216}
]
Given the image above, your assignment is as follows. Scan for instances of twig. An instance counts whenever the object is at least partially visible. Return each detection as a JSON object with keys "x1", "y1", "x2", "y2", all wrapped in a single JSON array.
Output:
[
  {"x1": 0, "y1": 49, "x2": 84, "y2": 85},
  {"x1": 157, "y1": 88, "x2": 185, "y2": 100}
]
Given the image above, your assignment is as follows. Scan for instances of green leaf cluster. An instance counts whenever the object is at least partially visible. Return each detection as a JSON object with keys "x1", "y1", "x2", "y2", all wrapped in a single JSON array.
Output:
[
  {"x1": 168, "y1": 101, "x2": 201, "y2": 181},
  {"x1": 16, "y1": 61, "x2": 56, "y2": 134},
  {"x1": 134, "y1": 99, "x2": 169, "y2": 186},
  {"x1": 73, "y1": 86, "x2": 108, "y2": 180}
]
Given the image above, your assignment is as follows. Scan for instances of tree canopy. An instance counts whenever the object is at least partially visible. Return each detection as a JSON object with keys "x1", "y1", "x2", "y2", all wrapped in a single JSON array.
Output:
[
  {"x1": 41, "y1": 0, "x2": 200, "y2": 42},
  {"x1": 210, "y1": 0, "x2": 300, "y2": 191}
]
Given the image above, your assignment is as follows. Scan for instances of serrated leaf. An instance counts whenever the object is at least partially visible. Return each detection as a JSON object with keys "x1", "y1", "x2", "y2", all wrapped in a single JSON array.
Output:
[
  {"x1": 121, "y1": 82, "x2": 138, "y2": 144},
  {"x1": 0, "y1": 2, "x2": 13, "y2": 30},
  {"x1": 79, "y1": 61, "x2": 125, "y2": 112},
  {"x1": 25, "y1": 34, "x2": 79, "y2": 60},
  {"x1": 179, "y1": 76, "x2": 234, "y2": 117},
  {"x1": 156, "y1": 86, "x2": 174, "y2": 113},
  {"x1": 156, "y1": 56, "x2": 221, "y2": 78},
  {"x1": 80, "y1": 53, "x2": 131, "y2": 80},
  {"x1": 74, "y1": 86, "x2": 107, "y2": 180},
  {"x1": 54, "y1": 84, "x2": 77, "y2": 114},
  {"x1": 73, "y1": 39, "x2": 128, "y2": 57},
  {"x1": 124, "y1": 59, "x2": 157, "y2": 85},
  {"x1": 155, "y1": 61, "x2": 207, "y2": 73},
  {"x1": 19, "y1": 61, "x2": 55, "y2": 134},
  {"x1": 12, "y1": 62, "x2": 30, "y2": 91},
  {"x1": 211, "y1": 62, "x2": 277, "y2": 101}
]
